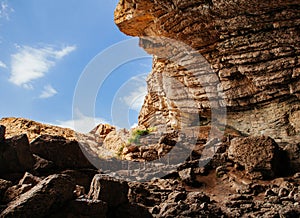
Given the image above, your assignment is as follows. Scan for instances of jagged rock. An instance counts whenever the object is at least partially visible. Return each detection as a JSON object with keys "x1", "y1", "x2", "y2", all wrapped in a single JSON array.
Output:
[
  {"x1": 0, "y1": 125, "x2": 5, "y2": 142},
  {"x1": 178, "y1": 168, "x2": 195, "y2": 184},
  {"x1": 18, "y1": 172, "x2": 41, "y2": 186},
  {"x1": 32, "y1": 154, "x2": 55, "y2": 175},
  {"x1": 167, "y1": 191, "x2": 187, "y2": 203},
  {"x1": 90, "y1": 124, "x2": 116, "y2": 139},
  {"x1": 3, "y1": 184, "x2": 33, "y2": 203},
  {"x1": 0, "y1": 117, "x2": 77, "y2": 142},
  {"x1": 88, "y1": 174, "x2": 129, "y2": 208},
  {"x1": 0, "y1": 174, "x2": 75, "y2": 217},
  {"x1": 0, "y1": 179, "x2": 12, "y2": 202},
  {"x1": 122, "y1": 145, "x2": 139, "y2": 155},
  {"x1": 228, "y1": 136, "x2": 283, "y2": 179},
  {"x1": 0, "y1": 134, "x2": 35, "y2": 174},
  {"x1": 103, "y1": 129, "x2": 130, "y2": 154},
  {"x1": 158, "y1": 131, "x2": 178, "y2": 146},
  {"x1": 30, "y1": 134, "x2": 94, "y2": 169},
  {"x1": 142, "y1": 149, "x2": 158, "y2": 161}
]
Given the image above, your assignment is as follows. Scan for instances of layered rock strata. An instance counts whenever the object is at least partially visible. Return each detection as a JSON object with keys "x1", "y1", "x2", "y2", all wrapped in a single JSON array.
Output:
[{"x1": 114, "y1": 0, "x2": 300, "y2": 144}]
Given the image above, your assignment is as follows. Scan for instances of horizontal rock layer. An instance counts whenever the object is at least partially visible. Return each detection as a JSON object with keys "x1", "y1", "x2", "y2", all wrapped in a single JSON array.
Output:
[{"x1": 115, "y1": 0, "x2": 300, "y2": 144}]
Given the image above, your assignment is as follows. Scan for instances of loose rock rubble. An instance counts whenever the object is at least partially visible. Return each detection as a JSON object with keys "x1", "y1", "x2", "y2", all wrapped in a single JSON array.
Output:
[{"x1": 0, "y1": 119, "x2": 299, "y2": 217}]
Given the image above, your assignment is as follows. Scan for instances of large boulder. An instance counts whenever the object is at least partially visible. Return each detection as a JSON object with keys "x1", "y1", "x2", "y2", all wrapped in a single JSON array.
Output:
[
  {"x1": 0, "y1": 134, "x2": 35, "y2": 174},
  {"x1": 88, "y1": 174, "x2": 129, "y2": 208},
  {"x1": 30, "y1": 135, "x2": 94, "y2": 169},
  {"x1": 228, "y1": 136, "x2": 283, "y2": 179},
  {"x1": 0, "y1": 174, "x2": 75, "y2": 217}
]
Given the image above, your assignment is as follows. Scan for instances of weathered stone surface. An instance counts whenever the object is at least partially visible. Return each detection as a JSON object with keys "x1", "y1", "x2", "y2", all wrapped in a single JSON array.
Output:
[
  {"x1": 115, "y1": 0, "x2": 300, "y2": 145},
  {"x1": 88, "y1": 174, "x2": 129, "y2": 208},
  {"x1": 0, "y1": 117, "x2": 76, "y2": 142},
  {"x1": 30, "y1": 134, "x2": 94, "y2": 169},
  {"x1": 32, "y1": 154, "x2": 55, "y2": 175},
  {"x1": 90, "y1": 123, "x2": 116, "y2": 138},
  {"x1": 0, "y1": 179, "x2": 12, "y2": 202},
  {"x1": 3, "y1": 184, "x2": 33, "y2": 203},
  {"x1": 178, "y1": 168, "x2": 195, "y2": 184},
  {"x1": 228, "y1": 136, "x2": 283, "y2": 179},
  {"x1": 18, "y1": 172, "x2": 41, "y2": 186},
  {"x1": 0, "y1": 134, "x2": 35, "y2": 174},
  {"x1": 0, "y1": 118, "x2": 109, "y2": 163},
  {"x1": 0, "y1": 174, "x2": 75, "y2": 217},
  {"x1": 0, "y1": 125, "x2": 5, "y2": 142},
  {"x1": 102, "y1": 129, "x2": 130, "y2": 154}
]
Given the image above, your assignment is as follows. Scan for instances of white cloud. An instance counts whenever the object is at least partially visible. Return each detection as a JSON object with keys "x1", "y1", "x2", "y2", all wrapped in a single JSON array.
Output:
[
  {"x1": 123, "y1": 85, "x2": 147, "y2": 111},
  {"x1": 39, "y1": 85, "x2": 57, "y2": 99},
  {"x1": 0, "y1": 60, "x2": 6, "y2": 68},
  {"x1": 56, "y1": 113, "x2": 110, "y2": 134},
  {"x1": 9, "y1": 44, "x2": 76, "y2": 88},
  {"x1": 0, "y1": 1, "x2": 14, "y2": 20}
]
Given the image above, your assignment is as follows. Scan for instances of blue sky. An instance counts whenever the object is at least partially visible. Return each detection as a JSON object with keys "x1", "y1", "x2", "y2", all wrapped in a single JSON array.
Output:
[{"x1": 0, "y1": 0, "x2": 152, "y2": 132}]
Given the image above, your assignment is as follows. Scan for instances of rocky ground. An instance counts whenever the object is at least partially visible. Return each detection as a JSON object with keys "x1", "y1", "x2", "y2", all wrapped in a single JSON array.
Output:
[{"x1": 0, "y1": 118, "x2": 299, "y2": 217}]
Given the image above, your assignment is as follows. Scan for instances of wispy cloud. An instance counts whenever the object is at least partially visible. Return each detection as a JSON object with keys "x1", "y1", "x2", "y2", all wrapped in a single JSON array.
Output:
[
  {"x1": 9, "y1": 44, "x2": 76, "y2": 88},
  {"x1": 123, "y1": 85, "x2": 147, "y2": 112},
  {"x1": 56, "y1": 114, "x2": 110, "y2": 134},
  {"x1": 39, "y1": 85, "x2": 57, "y2": 99},
  {"x1": 0, "y1": 1, "x2": 14, "y2": 20},
  {"x1": 0, "y1": 60, "x2": 6, "y2": 68}
]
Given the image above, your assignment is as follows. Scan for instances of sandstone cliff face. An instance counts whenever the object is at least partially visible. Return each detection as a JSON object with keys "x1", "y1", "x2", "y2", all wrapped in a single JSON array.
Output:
[{"x1": 114, "y1": 0, "x2": 300, "y2": 144}]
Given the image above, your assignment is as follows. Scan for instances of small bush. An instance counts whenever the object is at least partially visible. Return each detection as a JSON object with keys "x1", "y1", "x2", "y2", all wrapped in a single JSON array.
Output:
[{"x1": 128, "y1": 127, "x2": 155, "y2": 145}]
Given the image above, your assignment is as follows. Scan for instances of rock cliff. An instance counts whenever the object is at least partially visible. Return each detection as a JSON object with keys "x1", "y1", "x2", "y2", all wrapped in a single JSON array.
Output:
[{"x1": 114, "y1": 0, "x2": 300, "y2": 144}]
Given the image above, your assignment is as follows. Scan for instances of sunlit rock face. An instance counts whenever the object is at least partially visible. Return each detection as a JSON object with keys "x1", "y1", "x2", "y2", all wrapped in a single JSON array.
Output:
[{"x1": 115, "y1": 0, "x2": 300, "y2": 144}]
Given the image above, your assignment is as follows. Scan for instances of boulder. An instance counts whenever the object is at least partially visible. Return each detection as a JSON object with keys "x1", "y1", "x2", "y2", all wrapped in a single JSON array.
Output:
[
  {"x1": 0, "y1": 125, "x2": 5, "y2": 142},
  {"x1": 0, "y1": 174, "x2": 75, "y2": 217},
  {"x1": 30, "y1": 135, "x2": 94, "y2": 169},
  {"x1": 90, "y1": 124, "x2": 116, "y2": 139},
  {"x1": 88, "y1": 174, "x2": 129, "y2": 208},
  {"x1": 228, "y1": 136, "x2": 282, "y2": 179},
  {"x1": 178, "y1": 168, "x2": 195, "y2": 184},
  {"x1": 0, "y1": 134, "x2": 35, "y2": 174}
]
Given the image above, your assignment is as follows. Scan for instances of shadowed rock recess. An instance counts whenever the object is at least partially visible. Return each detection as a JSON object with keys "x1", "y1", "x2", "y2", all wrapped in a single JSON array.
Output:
[{"x1": 0, "y1": 0, "x2": 300, "y2": 217}]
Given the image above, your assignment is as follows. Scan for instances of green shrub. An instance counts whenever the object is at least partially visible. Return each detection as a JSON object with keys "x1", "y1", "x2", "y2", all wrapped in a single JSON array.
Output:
[{"x1": 128, "y1": 127, "x2": 155, "y2": 145}]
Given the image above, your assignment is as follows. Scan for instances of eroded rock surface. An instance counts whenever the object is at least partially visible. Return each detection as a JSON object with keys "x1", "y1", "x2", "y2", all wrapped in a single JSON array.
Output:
[
  {"x1": 115, "y1": 0, "x2": 300, "y2": 144},
  {"x1": 228, "y1": 136, "x2": 284, "y2": 179},
  {"x1": 1, "y1": 174, "x2": 75, "y2": 217}
]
